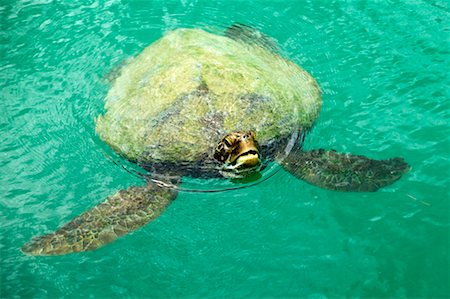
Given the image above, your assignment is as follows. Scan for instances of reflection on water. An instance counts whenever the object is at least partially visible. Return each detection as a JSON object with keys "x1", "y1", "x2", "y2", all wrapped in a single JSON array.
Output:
[{"x1": 1, "y1": 0, "x2": 449, "y2": 298}]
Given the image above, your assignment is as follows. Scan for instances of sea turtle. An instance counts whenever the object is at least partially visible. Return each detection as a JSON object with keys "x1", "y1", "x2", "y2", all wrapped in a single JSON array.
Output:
[{"x1": 22, "y1": 25, "x2": 409, "y2": 256}]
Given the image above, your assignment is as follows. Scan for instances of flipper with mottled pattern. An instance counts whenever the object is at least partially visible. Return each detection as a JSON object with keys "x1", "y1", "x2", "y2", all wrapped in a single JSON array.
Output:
[
  {"x1": 280, "y1": 149, "x2": 410, "y2": 192},
  {"x1": 22, "y1": 181, "x2": 178, "y2": 256}
]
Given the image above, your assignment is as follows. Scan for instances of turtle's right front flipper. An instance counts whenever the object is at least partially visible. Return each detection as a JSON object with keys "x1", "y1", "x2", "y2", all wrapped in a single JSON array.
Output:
[
  {"x1": 22, "y1": 181, "x2": 178, "y2": 256},
  {"x1": 280, "y1": 149, "x2": 410, "y2": 192}
]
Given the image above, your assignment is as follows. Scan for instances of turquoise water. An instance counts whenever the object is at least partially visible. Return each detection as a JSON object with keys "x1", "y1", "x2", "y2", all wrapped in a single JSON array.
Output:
[{"x1": 1, "y1": 0, "x2": 449, "y2": 298}]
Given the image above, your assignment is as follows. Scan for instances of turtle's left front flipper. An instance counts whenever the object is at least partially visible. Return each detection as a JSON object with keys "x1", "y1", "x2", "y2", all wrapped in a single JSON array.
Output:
[
  {"x1": 280, "y1": 149, "x2": 410, "y2": 192},
  {"x1": 22, "y1": 181, "x2": 178, "y2": 256}
]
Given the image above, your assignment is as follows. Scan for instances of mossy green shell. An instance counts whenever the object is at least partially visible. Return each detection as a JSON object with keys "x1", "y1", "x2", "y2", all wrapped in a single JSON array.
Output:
[{"x1": 96, "y1": 29, "x2": 321, "y2": 164}]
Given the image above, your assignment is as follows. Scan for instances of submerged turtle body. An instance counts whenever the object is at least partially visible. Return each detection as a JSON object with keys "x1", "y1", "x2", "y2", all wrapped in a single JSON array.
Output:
[
  {"x1": 22, "y1": 25, "x2": 409, "y2": 256},
  {"x1": 96, "y1": 28, "x2": 321, "y2": 172}
]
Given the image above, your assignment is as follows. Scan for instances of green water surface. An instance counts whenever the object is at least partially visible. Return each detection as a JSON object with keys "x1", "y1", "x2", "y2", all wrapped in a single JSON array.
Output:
[{"x1": 1, "y1": 1, "x2": 449, "y2": 298}]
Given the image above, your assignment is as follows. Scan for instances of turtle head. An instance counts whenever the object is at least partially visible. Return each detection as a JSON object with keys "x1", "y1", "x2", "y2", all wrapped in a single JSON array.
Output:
[{"x1": 214, "y1": 131, "x2": 261, "y2": 178}]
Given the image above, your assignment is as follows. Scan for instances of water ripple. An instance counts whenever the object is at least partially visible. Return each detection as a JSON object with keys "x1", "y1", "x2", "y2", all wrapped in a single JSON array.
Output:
[{"x1": 1, "y1": 1, "x2": 449, "y2": 298}]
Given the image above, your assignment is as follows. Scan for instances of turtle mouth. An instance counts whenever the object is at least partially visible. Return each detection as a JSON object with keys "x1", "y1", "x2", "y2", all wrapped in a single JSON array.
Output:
[
  {"x1": 221, "y1": 150, "x2": 261, "y2": 178},
  {"x1": 230, "y1": 150, "x2": 260, "y2": 168}
]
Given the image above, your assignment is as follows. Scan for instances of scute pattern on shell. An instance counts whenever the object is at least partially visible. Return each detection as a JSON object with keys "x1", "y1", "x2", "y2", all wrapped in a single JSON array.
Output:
[{"x1": 96, "y1": 28, "x2": 321, "y2": 165}]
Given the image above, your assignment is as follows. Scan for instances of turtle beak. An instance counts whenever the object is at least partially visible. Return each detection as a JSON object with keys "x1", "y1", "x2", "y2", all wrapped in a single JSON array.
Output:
[
  {"x1": 214, "y1": 131, "x2": 262, "y2": 178},
  {"x1": 235, "y1": 151, "x2": 260, "y2": 168},
  {"x1": 225, "y1": 131, "x2": 261, "y2": 171},
  {"x1": 230, "y1": 139, "x2": 261, "y2": 169}
]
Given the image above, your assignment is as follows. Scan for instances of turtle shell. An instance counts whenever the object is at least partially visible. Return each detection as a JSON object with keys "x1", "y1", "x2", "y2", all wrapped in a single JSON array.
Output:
[{"x1": 96, "y1": 28, "x2": 321, "y2": 174}]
